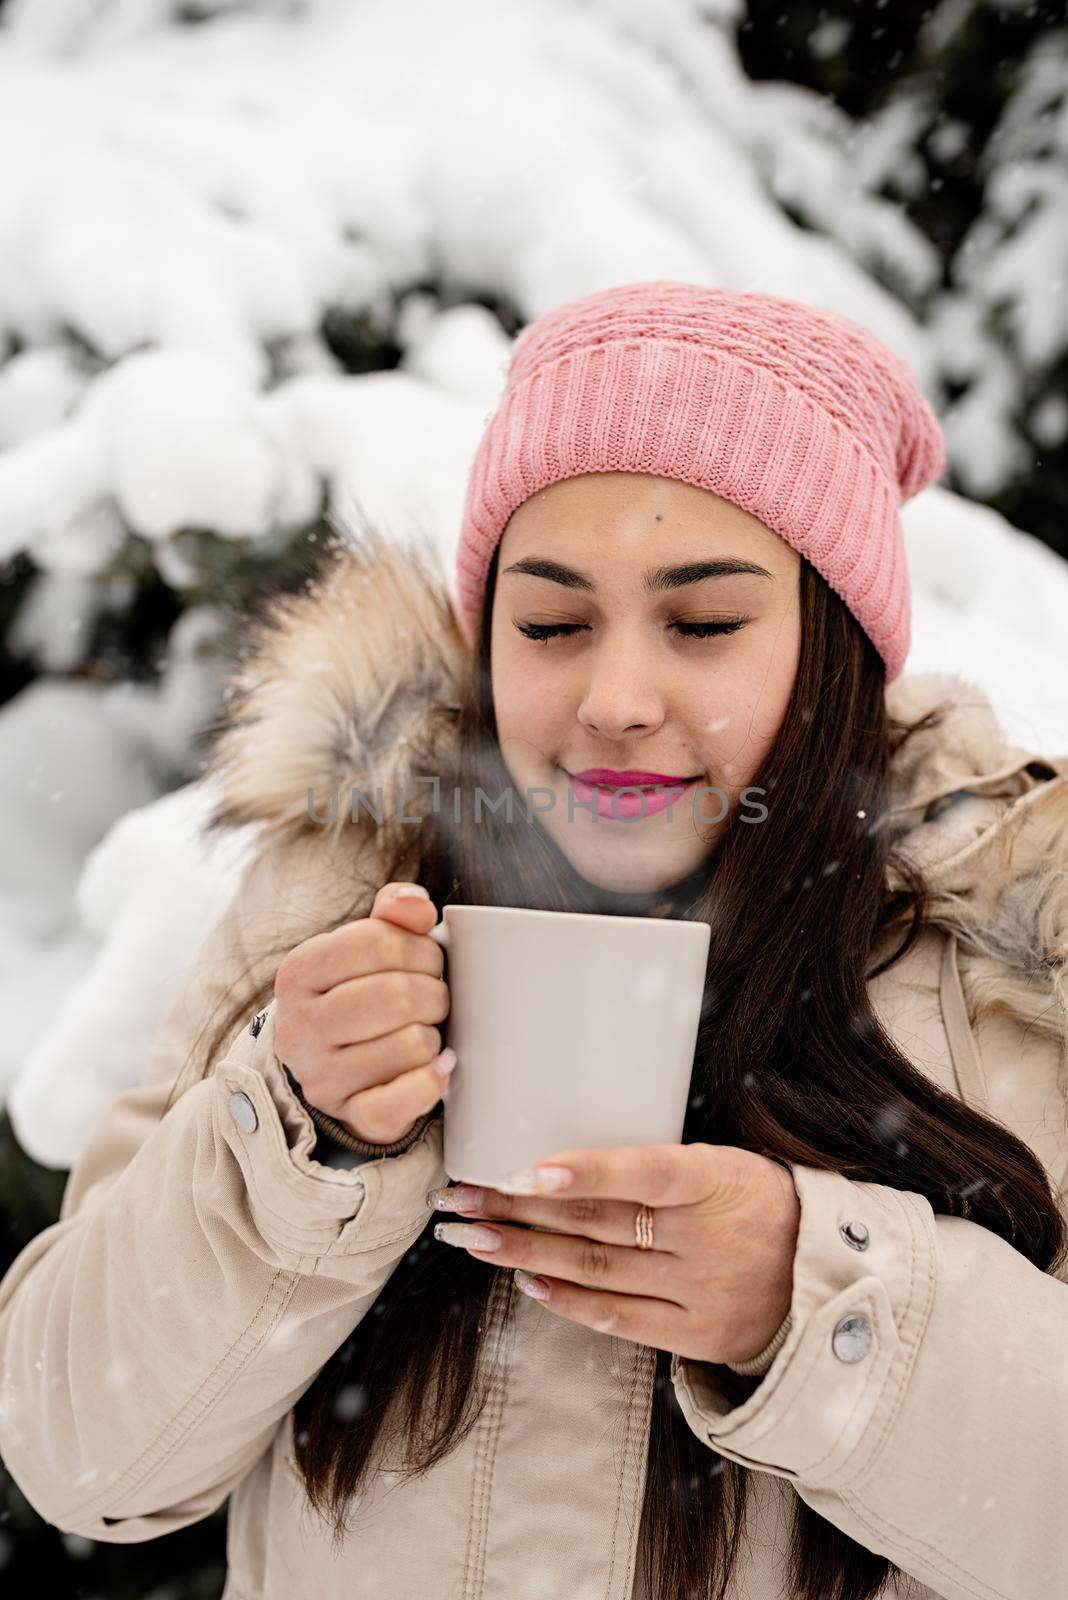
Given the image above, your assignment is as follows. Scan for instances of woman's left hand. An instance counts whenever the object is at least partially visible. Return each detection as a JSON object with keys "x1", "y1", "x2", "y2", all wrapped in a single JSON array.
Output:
[{"x1": 426, "y1": 1143, "x2": 801, "y2": 1365}]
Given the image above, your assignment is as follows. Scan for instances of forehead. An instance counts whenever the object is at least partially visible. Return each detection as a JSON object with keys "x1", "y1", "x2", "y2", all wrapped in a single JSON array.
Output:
[{"x1": 498, "y1": 472, "x2": 796, "y2": 576}]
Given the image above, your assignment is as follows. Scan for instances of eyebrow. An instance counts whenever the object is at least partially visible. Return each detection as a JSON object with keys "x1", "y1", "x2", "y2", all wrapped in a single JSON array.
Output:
[{"x1": 501, "y1": 555, "x2": 775, "y2": 592}]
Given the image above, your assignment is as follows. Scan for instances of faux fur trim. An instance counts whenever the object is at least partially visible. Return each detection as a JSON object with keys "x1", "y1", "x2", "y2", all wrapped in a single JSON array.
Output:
[
  {"x1": 202, "y1": 520, "x2": 467, "y2": 860},
  {"x1": 921, "y1": 779, "x2": 1068, "y2": 1048},
  {"x1": 884, "y1": 672, "x2": 1036, "y2": 813}
]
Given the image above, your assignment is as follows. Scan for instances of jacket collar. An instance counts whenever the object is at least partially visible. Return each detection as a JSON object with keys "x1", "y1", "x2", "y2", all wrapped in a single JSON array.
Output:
[{"x1": 204, "y1": 526, "x2": 1066, "y2": 894}]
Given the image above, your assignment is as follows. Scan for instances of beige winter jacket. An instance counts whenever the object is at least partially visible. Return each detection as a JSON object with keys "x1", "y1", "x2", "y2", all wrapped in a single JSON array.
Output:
[{"x1": 2, "y1": 538, "x2": 1068, "y2": 1600}]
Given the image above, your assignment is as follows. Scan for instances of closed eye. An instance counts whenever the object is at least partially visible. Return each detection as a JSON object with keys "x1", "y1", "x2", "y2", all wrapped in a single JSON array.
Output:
[
  {"x1": 513, "y1": 618, "x2": 750, "y2": 643},
  {"x1": 675, "y1": 618, "x2": 748, "y2": 638},
  {"x1": 514, "y1": 621, "x2": 577, "y2": 643}
]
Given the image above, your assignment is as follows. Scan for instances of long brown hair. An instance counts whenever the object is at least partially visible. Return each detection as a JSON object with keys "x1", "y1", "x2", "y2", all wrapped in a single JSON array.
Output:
[{"x1": 188, "y1": 538, "x2": 1067, "y2": 1600}]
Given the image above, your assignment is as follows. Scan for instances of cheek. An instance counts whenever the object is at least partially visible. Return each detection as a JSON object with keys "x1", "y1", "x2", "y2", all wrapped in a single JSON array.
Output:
[
  {"x1": 493, "y1": 659, "x2": 539, "y2": 737},
  {"x1": 492, "y1": 644, "x2": 567, "y2": 769},
  {"x1": 688, "y1": 653, "x2": 794, "y2": 777}
]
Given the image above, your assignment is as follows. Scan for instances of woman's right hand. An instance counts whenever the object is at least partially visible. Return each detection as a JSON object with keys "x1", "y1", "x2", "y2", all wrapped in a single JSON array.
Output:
[{"x1": 273, "y1": 883, "x2": 453, "y2": 1145}]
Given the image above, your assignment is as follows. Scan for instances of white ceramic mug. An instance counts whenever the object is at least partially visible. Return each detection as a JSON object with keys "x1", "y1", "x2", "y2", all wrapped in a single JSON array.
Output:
[{"x1": 427, "y1": 905, "x2": 711, "y2": 1188}]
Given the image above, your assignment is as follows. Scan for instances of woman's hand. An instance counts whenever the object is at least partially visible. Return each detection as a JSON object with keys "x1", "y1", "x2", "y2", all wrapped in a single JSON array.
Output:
[
  {"x1": 426, "y1": 1143, "x2": 800, "y2": 1365},
  {"x1": 274, "y1": 882, "x2": 453, "y2": 1145}
]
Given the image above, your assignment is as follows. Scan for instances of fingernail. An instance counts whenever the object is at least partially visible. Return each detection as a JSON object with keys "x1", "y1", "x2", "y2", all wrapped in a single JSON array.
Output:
[
  {"x1": 426, "y1": 1184, "x2": 481, "y2": 1212},
  {"x1": 393, "y1": 884, "x2": 430, "y2": 899},
  {"x1": 434, "y1": 1222, "x2": 501, "y2": 1251},
  {"x1": 533, "y1": 1165, "x2": 573, "y2": 1192},
  {"x1": 435, "y1": 1047, "x2": 457, "y2": 1077},
  {"x1": 499, "y1": 1170, "x2": 539, "y2": 1195},
  {"x1": 502, "y1": 1165, "x2": 571, "y2": 1195},
  {"x1": 515, "y1": 1269, "x2": 550, "y2": 1301}
]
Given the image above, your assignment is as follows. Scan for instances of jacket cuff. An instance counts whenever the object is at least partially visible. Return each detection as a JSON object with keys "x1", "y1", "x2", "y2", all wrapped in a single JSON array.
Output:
[
  {"x1": 724, "y1": 1310, "x2": 794, "y2": 1376},
  {"x1": 670, "y1": 1162, "x2": 932, "y2": 1487},
  {"x1": 279, "y1": 1060, "x2": 441, "y2": 1159},
  {"x1": 214, "y1": 999, "x2": 447, "y2": 1264}
]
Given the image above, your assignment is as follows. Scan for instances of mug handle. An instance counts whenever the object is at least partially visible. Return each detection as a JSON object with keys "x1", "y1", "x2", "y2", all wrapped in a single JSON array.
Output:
[{"x1": 427, "y1": 921, "x2": 449, "y2": 951}]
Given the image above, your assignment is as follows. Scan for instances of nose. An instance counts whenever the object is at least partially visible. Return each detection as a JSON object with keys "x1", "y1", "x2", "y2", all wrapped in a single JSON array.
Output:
[{"x1": 576, "y1": 637, "x2": 666, "y2": 740}]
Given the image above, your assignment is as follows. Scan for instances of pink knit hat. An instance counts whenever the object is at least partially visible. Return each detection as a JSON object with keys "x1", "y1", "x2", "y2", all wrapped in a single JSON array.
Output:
[{"x1": 456, "y1": 280, "x2": 945, "y2": 681}]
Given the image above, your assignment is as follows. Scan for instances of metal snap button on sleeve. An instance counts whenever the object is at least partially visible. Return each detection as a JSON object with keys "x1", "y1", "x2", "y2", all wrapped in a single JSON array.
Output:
[
  {"x1": 228, "y1": 1091, "x2": 258, "y2": 1134},
  {"x1": 831, "y1": 1313, "x2": 873, "y2": 1362},
  {"x1": 839, "y1": 1220, "x2": 869, "y2": 1250}
]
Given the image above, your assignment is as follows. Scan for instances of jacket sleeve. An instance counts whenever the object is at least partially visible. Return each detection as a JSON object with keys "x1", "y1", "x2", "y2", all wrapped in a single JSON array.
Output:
[
  {"x1": 0, "y1": 828, "x2": 448, "y2": 1542},
  {"x1": 670, "y1": 1160, "x2": 1068, "y2": 1600}
]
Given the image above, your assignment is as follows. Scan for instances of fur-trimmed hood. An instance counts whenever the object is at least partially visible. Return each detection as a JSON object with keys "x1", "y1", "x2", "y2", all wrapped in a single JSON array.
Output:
[{"x1": 202, "y1": 526, "x2": 1068, "y2": 1044}]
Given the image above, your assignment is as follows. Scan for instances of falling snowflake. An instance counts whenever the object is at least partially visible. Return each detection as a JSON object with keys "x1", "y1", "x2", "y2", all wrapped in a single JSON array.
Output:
[{"x1": 333, "y1": 1382, "x2": 369, "y2": 1422}]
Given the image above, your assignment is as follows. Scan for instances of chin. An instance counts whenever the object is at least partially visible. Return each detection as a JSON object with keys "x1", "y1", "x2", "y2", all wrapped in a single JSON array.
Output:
[{"x1": 556, "y1": 837, "x2": 698, "y2": 896}]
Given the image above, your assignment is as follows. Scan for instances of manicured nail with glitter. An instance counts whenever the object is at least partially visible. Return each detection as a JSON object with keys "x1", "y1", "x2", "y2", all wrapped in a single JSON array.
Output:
[
  {"x1": 434, "y1": 1222, "x2": 501, "y2": 1251},
  {"x1": 515, "y1": 1269, "x2": 550, "y2": 1300},
  {"x1": 425, "y1": 1184, "x2": 482, "y2": 1212}
]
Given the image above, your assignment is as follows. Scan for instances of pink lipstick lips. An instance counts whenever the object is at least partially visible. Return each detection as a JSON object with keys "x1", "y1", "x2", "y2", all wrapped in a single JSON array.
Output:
[
  {"x1": 574, "y1": 768, "x2": 697, "y2": 786},
  {"x1": 565, "y1": 767, "x2": 701, "y2": 820}
]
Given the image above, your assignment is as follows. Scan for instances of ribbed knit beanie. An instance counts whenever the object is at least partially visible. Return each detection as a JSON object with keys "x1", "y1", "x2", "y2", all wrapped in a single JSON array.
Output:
[{"x1": 456, "y1": 280, "x2": 945, "y2": 682}]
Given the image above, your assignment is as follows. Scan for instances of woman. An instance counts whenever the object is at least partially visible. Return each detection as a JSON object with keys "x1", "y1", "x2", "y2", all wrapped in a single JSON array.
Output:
[{"x1": 3, "y1": 281, "x2": 1068, "y2": 1600}]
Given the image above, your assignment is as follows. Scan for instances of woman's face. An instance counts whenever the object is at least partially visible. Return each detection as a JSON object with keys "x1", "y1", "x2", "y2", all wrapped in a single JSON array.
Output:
[{"x1": 490, "y1": 472, "x2": 801, "y2": 894}]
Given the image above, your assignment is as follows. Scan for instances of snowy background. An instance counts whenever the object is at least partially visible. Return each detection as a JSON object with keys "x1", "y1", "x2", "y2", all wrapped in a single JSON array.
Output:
[{"x1": 0, "y1": 0, "x2": 1066, "y2": 1180}]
